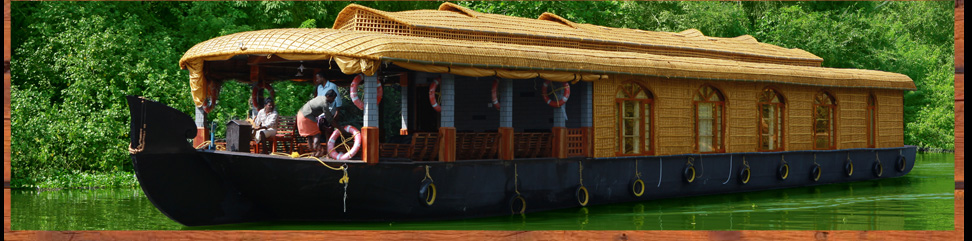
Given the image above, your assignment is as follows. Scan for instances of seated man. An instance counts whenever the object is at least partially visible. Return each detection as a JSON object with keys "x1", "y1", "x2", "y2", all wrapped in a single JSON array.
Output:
[
  {"x1": 297, "y1": 90, "x2": 340, "y2": 157},
  {"x1": 252, "y1": 97, "x2": 278, "y2": 144}
]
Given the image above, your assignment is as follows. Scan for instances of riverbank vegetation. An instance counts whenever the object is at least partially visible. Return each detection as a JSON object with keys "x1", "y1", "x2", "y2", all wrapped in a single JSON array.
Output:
[{"x1": 10, "y1": 1, "x2": 955, "y2": 188}]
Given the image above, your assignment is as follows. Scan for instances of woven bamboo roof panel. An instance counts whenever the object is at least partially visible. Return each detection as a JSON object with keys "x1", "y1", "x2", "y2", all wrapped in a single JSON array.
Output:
[
  {"x1": 332, "y1": 3, "x2": 825, "y2": 67},
  {"x1": 179, "y1": 28, "x2": 915, "y2": 91}
]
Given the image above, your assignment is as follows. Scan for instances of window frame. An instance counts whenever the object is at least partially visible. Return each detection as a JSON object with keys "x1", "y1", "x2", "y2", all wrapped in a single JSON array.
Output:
[
  {"x1": 693, "y1": 84, "x2": 727, "y2": 153},
  {"x1": 812, "y1": 90, "x2": 838, "y2": 150},
  {"x1": 614, "y1": 81, "x2": 655, "y2": 156},
  {"x1": 866, "y1": 93, "x2": 877, "y2": 148},
  {"x1": 757, "y1": 87, "x2": 786, "y2": 152}
]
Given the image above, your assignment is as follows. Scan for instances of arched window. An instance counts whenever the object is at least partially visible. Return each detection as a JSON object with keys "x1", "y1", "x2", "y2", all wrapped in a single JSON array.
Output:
[
  {"x1": 694, "y1": 85, "x2": 725, "y2": 153},
  {"x1": 813, "y1": 91, "x2": 837, "y2": 150},
  {"x1": 866, "y1": 93, "x2": 877, "y2": 148},
  {"x1": 615, "y1": 82, "x2": 654, "y2": 155},
  {"x1": 758, "y1": 88, "x2": 785, "y2": 151}
]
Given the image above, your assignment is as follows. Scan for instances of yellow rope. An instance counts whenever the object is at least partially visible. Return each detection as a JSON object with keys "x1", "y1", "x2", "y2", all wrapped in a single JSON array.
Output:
[
  {"x1": 194, "y1": 141, "x2": 212, "y2": 149},
  {"x1": 271, "y1": 152, "x2": 348, "y2": 183},
  {"x1": 326, "y1": 131, "x2": 360, "y2": 156},
  {"x1": 422, "y1": 165, "x2": 434, "y2": 182},
  {"x1": 578, "y1": 161, "x2": 584, "y2": 186},
  {"x1": 514, "y1": 163, "x2": 520, "y2": 195}
]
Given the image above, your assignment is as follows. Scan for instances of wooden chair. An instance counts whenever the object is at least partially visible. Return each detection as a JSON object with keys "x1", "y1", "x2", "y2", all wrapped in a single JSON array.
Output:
[{"x1": 267, "y1": 115, "x2": 297, "y2": 153}]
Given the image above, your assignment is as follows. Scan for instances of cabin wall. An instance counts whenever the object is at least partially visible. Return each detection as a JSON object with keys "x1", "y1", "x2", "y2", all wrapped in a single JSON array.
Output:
[
  {"x1": 874, "y1": 89, "x2": 905, "y2": 148},
  {"x1": 591, "y1": 75, "x2": 906, "y2": 158}
]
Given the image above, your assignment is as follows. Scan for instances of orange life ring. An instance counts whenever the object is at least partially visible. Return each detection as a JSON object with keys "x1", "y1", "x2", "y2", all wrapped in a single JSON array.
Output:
[
  {"x1": 327, "y1": 125, "x2": 362, "y2": 160},
  {"x1": 203, "y1": 80, "x2": 223, "y2": 113},
  {"x1": 490, "y1": 78, "x2": 501, "y2": 110},
  {"x1": 429, "y1": 77, "x2": 442, "y2": 112},
  {"x1": 250, "y1": 82, "x2": 276, "y2": 108},
  {"x1": 350, "y1": 75, "x2": 383, "y2": 110},
  {"x1": 541, "y1": 79, "x2": 570, "y2": 108}
]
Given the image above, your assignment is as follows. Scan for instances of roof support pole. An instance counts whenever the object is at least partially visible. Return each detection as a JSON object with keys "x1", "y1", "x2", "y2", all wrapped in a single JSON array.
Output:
[
  {"x1": 362, "y1": 74, "x2": 380, "y2": 164},
  {"x1": 498, "y1": 78, "x2": 515, "y2": 160},
  {"x1": 438, "y1": 73, "x2": 456, "y2": 162},
  {"x1": 193, "y1": 106, "x2": 208, "y2": 149},
  {"x1": 552, "y1": 104, "x2": 567, "y2": 159},
  {"x1": 581, "y1": 81, "x2": 593, "y2": 157},
  {"x1": 399, "y1": 73, "x2": 409, "y2": 135}
]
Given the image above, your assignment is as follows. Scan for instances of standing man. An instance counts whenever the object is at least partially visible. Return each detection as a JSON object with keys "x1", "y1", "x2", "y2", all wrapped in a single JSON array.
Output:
[
  {"x1": 297, "y1": 89, "x2": 340, "y2": 157},
  {"x1": 315, "y1": 72, "x2": 343, "y2": 108}
]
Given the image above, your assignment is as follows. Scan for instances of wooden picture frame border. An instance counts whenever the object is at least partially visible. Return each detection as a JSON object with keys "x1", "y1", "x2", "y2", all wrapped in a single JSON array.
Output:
[{"x1": 3, "y1": 1, "x2": 964, "y2": 240}]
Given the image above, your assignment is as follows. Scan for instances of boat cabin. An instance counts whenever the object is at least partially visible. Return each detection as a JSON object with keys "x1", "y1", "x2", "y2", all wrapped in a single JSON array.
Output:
[{"x1": 179, "y1": 2, "x2": 915, "y2": 163}]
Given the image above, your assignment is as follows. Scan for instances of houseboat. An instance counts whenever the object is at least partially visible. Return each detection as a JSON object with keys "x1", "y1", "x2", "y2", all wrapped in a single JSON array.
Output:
[{"x1": 127, "y1": 3, "x2": 917, "y2": 226}]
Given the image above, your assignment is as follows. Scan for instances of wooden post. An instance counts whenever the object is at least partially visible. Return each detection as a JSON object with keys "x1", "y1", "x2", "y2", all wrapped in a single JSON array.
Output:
[
  {"x1": 552, "y1": 103, "x2": 567, "y2": 159},
  {"x1": 499, "y1": 127, "x2": 515, "y2": 160},
  {"x1": 193, "y1": 107, "x2": 208, "y2": 148},
  {"x1": 551, "y1": 126, "x2": 567, "y2": 159},
  {"x1": 362, "y1": 74, "x2": 380, "y2": 164},
  {"x1": 581, "y1": 81, "x2": 594, "y2": 158},
  {"x1": 439, "y1": 74, "x2": 456, "y2": 162},
  {"x1": 499, "y1": 78, "x2": 515, "y2": 160},
  {"x1": 400, "y1": 73, "x2": 409, "y2": 135}
]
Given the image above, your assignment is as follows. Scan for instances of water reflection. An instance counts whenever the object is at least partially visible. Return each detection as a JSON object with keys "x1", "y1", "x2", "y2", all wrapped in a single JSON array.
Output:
[{"x1": 12, "y1": 153, "x2": 955, "y2": 230}]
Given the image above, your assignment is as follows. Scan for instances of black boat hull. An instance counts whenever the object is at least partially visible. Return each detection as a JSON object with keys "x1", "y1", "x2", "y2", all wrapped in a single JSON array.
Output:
[{"x1": 127, "y1": 96, "x2": 916, "y2": 226}]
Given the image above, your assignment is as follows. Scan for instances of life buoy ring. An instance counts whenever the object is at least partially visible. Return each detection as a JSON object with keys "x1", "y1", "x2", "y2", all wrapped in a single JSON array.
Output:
[
  {"x1": 739, "y1": 167, "x2": 751, "y2": 184},
  {"x1": 350, "y1": 75, "x2": 383, "y2": 110},
  {"x1": 778, "y1": 161, "x2": 790, "y2": 180},
  {"x1": 541, "y1": 79, "x2": 570, "y2": 108},
  {"x1": 845, "y1": 158, "x2": 854, "y2": 177},
  {"x1": 490, "y1": 78, "x2": 501, "y2": 110},
  {"x1": 896, "y1": 155, "x2": 907, "y2": 172},
  {"x1": 631, "y1": 178, "x2": 645, "y2": 197},
  {"x1": 810, "y1": 163, "x2": 822, "y2": 182},
  {"x1": 873, "y1": 160, "x2": 884, "y2": 177},
  {"x1": 510, "y1": 195, "x2": 526, "y2": 214},
  {"x1": 203, "y1": 80, "x2": 223, "y2": 113},
  {"x1": 683, "y1": 163, "x2": 696, "y2": 183},
  {"x1": 429, "y1": 77, "x2": 442, "y2": 112},
  {"x1": 418, "y1": 179, "x2": 437, "y2": 206},
  {"x1": 576, "y1": 186, "x2": 590, "y2": 206},
  {"x1": 250, "y1": 82, "x2": 276, "y2": 108},
  {"x1": 326, "y1": 125, "x2": 362, "y2": 160}
]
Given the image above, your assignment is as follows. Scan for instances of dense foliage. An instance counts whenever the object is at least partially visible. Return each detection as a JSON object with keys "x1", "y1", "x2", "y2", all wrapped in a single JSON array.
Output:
[{"x1": 10, "y1": 1, "x2": 955, "y2": 188}]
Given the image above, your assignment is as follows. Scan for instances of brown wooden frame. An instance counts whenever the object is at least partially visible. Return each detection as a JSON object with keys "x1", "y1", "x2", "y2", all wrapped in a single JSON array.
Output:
[
  {"x1": 3, "y1": 1, "x2": 964, "y2": 239},
  {"x1": 614, "y1": 81, "x2": 655, "y2": 156},
  {"x1": 812, "y1": 90, "x2": 838, "y2": 150},
  {"x1": 693, "y1": 84, "x2": 727, "y2": 153},
  {"x1": 757, "y1": 87, "x2": 786, "y2": 152},
  {"x1": 866, "y1": 93, "x2": 878, "y2": 148}
]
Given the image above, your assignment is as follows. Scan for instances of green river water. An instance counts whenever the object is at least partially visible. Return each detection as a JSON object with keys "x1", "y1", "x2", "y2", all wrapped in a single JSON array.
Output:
[{"x1": 11, "y1": 153, "x2": 955, "y2": 230}]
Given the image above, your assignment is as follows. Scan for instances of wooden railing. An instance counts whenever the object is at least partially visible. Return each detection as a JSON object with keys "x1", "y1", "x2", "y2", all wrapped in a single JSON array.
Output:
[
  {"x1": 566, "y1": 128, "x2": 588, "y2": 157},
  {"x1": 513, "y1": 132, "x2": 552, "y2": 158}
]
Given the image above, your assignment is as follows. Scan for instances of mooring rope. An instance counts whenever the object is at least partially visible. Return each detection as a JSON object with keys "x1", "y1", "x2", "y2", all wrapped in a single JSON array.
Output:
[
  {"x1": 514, "y1": 163, "x2": 521, "y2": 195},
  {"x1": 271, "y1": 152, "x2": 351, "y2": 212},
  {"x1": 722, "y1": 154, "x2": 733, "y2": 184},
  {"x1": 128, "y1": 99, "x2": 147, "y2": 154},
  {"x1": 657, "y1": 158, "x2": 663, "y2": 188},
  {"x1": 578, "y1": 161, "x2": 584, "y2": 187}
]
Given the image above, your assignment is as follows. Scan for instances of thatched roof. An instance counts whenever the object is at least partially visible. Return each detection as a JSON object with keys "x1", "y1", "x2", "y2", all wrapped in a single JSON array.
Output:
[
  {"x1": 333, "y1": 2, "x2": 824, "y2": 67},
  {"x1": 180, "y1": 28, "x2": 914, "y2": 89},
  {"x1": 179, "y1": 2, "x2": 915, "y2": 107}
]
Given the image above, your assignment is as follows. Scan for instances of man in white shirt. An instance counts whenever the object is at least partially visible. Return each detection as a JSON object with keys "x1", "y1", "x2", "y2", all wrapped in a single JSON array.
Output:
[{"x1": 253, "y1": 98, "x2": 278, "y2": 143}]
